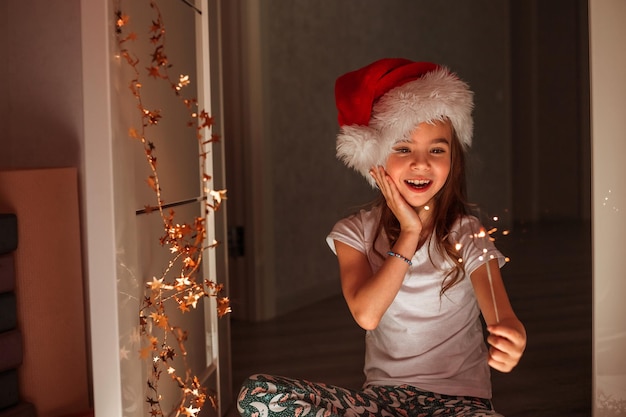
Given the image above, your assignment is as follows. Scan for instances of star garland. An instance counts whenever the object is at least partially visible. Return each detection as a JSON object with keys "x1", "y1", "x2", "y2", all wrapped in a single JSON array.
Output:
[{"x1": 115, "y1": 2, "x2": 230, "y2": 416}]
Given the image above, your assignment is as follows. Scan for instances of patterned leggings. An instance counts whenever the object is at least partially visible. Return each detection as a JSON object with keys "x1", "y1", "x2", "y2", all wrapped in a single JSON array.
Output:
[{"x1": 237, "y1": 374, "x2": 503, "y2": 417}]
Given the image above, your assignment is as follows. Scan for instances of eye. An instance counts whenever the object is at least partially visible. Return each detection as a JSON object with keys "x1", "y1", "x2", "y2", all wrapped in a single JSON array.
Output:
[
  {"x1": 392, "y1": 146, "x2": 411, "y2": 154},
  {"x1": 430, "y1": 147, "x2": 448, "y2": 154}
]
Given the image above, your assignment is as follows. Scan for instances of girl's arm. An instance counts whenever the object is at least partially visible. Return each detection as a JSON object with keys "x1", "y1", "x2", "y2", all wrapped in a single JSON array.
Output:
[
  {"x1": 470, "y1": 260, "x2": 527, "y2": 372},
  {"x1": 335, "y1": 228, "x2": 418, "y2": 330},
  {"x1": 335, "y1": 166, "x2": 422, "y2": 330}
]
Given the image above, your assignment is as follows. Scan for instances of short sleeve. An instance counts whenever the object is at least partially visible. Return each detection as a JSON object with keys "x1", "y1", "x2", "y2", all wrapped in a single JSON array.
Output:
[
  {"x1": 451, "y1": 216, "x2": 506, "y2": 275},
  {"x1": 326, "y1": 212, "x2": 367, "y2": 255}
]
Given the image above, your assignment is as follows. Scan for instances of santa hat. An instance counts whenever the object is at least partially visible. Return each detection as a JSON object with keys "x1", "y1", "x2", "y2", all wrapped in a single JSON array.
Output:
[{"x1": 335, "y1": 58, "x2": 474, "y2": 187}]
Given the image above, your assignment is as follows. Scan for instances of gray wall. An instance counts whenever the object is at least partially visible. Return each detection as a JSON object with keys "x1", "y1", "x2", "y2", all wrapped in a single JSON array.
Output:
[
  {"x1": 223, "y1": 0, "x2": 589, "y2": 320},
  {"x1": 264, "y1": 1, "x2": 512, "y2": 314}
]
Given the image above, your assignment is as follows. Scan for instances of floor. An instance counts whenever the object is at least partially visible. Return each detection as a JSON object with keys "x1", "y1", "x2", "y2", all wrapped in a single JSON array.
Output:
[{"x1": 224, "y1": 221, "x2": 592, "y2": 417}]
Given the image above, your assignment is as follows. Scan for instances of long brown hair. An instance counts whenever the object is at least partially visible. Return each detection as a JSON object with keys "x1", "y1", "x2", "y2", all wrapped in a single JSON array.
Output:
[{"x1": 375, "y1": 125, "x2": 472, "y2": 295}]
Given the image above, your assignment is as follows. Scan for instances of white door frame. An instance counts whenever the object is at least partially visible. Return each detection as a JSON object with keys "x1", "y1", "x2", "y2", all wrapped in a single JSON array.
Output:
[{"x1": 81, "y1": 0, "x2": 230, "y2": 415}]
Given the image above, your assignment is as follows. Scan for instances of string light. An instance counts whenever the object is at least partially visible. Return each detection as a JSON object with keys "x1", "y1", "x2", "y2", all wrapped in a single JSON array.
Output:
[{"x1": 114, "y1": 1, "x2": 230, "y2": 416}]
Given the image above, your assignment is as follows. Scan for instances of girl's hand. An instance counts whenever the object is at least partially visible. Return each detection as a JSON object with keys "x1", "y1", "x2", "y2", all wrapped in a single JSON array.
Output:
[
  {"x1": 486, "y1": 319, "x2": 527, "y2": 373},
  {"x1": 369, "y1": 166, "x2": 422, "y2": 234}
]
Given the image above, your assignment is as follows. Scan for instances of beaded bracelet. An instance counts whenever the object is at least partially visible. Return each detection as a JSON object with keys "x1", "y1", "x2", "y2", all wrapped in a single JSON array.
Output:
[{"x1": 387, "y1": 251, "x2": 413, "y2": 266}]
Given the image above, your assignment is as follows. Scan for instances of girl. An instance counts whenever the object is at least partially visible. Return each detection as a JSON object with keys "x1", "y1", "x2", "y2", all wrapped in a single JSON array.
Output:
[{"x1": 237, "y1": 58, "x2": 526, "y2": 417}]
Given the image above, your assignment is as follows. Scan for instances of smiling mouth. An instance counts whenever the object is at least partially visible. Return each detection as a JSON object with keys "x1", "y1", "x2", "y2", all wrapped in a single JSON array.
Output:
[{"x1": 405, "y1": 179, "x2": 432, "y2": 190}]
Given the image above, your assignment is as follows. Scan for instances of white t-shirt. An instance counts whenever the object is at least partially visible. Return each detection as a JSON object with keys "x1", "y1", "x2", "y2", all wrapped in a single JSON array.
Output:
[{"x1": 326, "y1": 205, "x2": 505, "y2": 399}]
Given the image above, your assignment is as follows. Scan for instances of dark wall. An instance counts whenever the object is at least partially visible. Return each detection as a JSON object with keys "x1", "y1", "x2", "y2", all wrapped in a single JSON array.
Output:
[
  {"x1": 510, "y1": 0, "x2": 590, "y2": 225},
  {"x1": 222, "y1": 0, "x2": 514, "y2": 319},
  {"x1": 223, "y1": 0, "x2": 590, "y2": 320}
]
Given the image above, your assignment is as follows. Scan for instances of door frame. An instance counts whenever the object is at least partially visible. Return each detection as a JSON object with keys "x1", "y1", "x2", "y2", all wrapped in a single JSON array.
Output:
[{"x1": 80, "y1": 0, "x2": 231, "y2": 415}]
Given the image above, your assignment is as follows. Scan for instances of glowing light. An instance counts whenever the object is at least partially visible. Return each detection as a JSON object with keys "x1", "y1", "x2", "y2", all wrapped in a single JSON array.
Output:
[
  {"x1": 115, "y1": 2, "x2": 228, "y2": 413},
  {"x1": 147, "y1": 277, "x2": 164, "y2": 290},
  {"x1": 175, "y1": 276, "x2": 191, "y2": 288},
  {"x1": 183, "y1": 406, "x2": 201, "y2": 417},
  {"x1": 178, "y1": 74, "x2": 190, "y2": 87}
]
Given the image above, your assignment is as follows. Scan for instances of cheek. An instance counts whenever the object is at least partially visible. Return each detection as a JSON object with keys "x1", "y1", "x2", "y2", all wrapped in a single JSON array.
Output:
[
  {"x1": 383, "y1": 157, "x2": 400, "y2": 174},
  {"x1": 384, "y1": 161, "x2": 405, "y2": 183},
  {"x1": 443, "y1": 163, "x2": 452, "y2": 177},
  {"x1": 438, "y1": 158, "x2": 452, "y2": 176}
]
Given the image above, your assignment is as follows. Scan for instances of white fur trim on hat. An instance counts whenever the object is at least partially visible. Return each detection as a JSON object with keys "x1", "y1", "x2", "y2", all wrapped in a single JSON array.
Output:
[{"x1": 336, "y1": 68, "x2": 474, "y2": 188}]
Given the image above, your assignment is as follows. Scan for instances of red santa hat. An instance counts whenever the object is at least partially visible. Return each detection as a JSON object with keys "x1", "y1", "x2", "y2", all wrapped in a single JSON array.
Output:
[{"x1": 335, "y1": 58, "x2": 474, "y2": 187}]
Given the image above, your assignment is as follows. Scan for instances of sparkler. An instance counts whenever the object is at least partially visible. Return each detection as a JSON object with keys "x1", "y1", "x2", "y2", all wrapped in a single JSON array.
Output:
[{"x1": 477, "y1": 221, "x2": 502, "y2": 324}]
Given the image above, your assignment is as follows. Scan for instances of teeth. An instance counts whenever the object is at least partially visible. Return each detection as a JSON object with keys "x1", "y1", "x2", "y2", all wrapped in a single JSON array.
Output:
[{"x1": 406, "y1": 179, "x2": 430, "y2": 186}]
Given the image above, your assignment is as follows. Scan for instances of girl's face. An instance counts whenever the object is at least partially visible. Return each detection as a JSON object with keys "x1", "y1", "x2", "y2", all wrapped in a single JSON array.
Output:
[{"x1": 385, "y1": 120, "x2": 453, "y2": 210}]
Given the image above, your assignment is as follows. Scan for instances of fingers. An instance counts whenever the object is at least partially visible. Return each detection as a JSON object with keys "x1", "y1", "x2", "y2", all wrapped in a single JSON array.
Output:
[
  {"x1": 369, "y1": 166, "x2": 423, "y2": 236},
  {"x1": 369, "y1": 166, "x2": 393, "y2": 197},
  {"x1": 487, "y1": 337, "x2": 517, "y2": 372},
  {"x1": 486, "y1": 326, "x2": 526, "y2": 373},
  {"x1": 487, "y1": 324, "x2": 523, "y2": 342},
  {"x1": 488, "y1": 325, "x2": 526, "y2": 356},
  {"x1": 371, "y1": 165, "x2": 411, "y2": 204},
  {"x1": 488, "y1": 347, "x2": 514, "y2": 373},
  {"x1": 369, "y1": 166, "x2": 400, "y2": 211}
]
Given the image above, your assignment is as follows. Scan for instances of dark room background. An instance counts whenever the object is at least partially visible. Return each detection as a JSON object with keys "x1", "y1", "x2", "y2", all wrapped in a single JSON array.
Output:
[{"x1": 220, "y1": 0, "x2": 590, "y2": 321}]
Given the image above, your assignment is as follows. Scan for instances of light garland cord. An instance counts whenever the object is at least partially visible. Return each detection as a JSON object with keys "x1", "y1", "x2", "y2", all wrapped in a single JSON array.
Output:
[{"x1": 387, "y1": 251, "x2": 413, "y2": 266}]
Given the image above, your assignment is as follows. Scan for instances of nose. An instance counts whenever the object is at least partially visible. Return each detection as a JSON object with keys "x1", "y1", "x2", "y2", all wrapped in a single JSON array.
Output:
[{"x1": 410, "y1": 152, "x2": 430, "y2": 170}]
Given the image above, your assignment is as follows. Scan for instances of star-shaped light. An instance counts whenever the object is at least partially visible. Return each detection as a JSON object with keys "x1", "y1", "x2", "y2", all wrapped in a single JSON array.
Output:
[
  {"x1": 147, "y1": 277, "x2": 164, "y2": 290},
  {"x1": 175, "y1": 276, "x2": 191, "y2": 289},
  {"x1": 182, "y1": 406, "x2": 200, "y2": 417},
  {"x1": 184, "y1": 291, "x2": 200, "y2": 309}
]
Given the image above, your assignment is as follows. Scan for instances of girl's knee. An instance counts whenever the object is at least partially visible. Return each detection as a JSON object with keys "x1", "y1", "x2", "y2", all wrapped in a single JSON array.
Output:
[
  {"x1": 238, "y1": 374, "x2": 282, "y2": 403},
  {"x1": 237, "y1": 374, "x2": 292, "y2": 417},
  {"x1": 238, "y1": 374, "x2": 265, "y2": 399}
]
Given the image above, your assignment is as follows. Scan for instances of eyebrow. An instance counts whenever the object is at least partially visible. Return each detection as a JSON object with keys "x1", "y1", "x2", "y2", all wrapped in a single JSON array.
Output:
[
  {"x1": 431, "y1": 138, "x2": 450, "y2": 145},
  {"x1": 393, "y1": 137, "x2": 451, "y2": 146}
]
